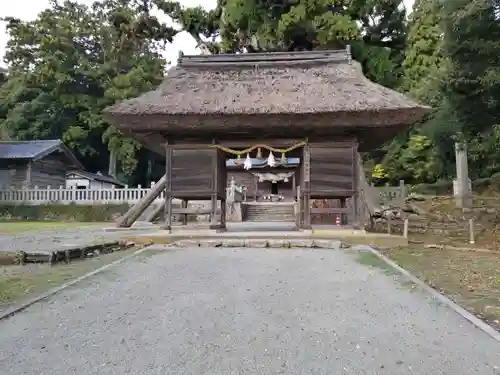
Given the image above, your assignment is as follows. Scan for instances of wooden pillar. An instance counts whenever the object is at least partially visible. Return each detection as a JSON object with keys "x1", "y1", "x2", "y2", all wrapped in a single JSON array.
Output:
[
  {"x1": 302, "y1": 144, "x2": 311, "y2": 229},
  {"x1": 164, "y1": 142, "x2": 173, "y2": 231},
  {"x1": 254, "y1": 175, "x2": 258, "y2": 201},
  {"x1": 181, "y1": 199, "x2": 188, "y2": 225},
  {"x1": 210, "y1": 194, "x2": 218, "y2": 228},
  {"x1": 210, "y1": 144, "x2": 221, "y2": 230},
  {"x1": 351, "y1": 146, "x2": 360, "y2": 229},
  {"x1": 220, "y1": 197, "x2": 227, "y2": 229},
  {"x1": 296, "y1": 185, "x2": 302, "y2": 228},
  {"x1": 220, "y1": 152, "x2": 227, "y2": 229},
  {"x1": 340, "y1": 198, "x2": 346, "y2": 225}
]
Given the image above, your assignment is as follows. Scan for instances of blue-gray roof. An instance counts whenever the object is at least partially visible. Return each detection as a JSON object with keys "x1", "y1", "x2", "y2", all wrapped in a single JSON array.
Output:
[
  {"x1": 67, "y1": 170, "x2": 126, "y2": 187},
  {"x1": 0, "y1": 139, "x2": 83, "y2": 168}
]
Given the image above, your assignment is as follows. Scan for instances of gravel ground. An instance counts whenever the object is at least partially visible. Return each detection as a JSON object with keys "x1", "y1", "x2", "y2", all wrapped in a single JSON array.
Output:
[
  {"x1": 0, "y1": 224, "x2": 156, "y2": 253},
  {"x1": 1, "y1": 246, "x2": 500, "y2": 375}
]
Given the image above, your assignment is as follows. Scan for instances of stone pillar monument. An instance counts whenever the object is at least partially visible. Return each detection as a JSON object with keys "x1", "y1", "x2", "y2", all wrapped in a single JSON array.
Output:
[{"x1": 454, "y1": 142, "x2": 472, "y2": 208}]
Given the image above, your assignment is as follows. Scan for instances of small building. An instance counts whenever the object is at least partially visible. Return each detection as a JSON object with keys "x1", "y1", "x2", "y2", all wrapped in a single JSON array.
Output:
[
  {"x1": 0, "y1": 140, "x2": 83, "y2": 188},
  {"x1": 66, "y1": 170, "x2": 126, "y2": 189}
]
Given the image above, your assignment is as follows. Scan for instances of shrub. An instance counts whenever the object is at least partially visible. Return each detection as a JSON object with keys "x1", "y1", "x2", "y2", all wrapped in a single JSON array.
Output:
[{"x1": 0, "y1": 203, "x2": 130, "y2": 222}]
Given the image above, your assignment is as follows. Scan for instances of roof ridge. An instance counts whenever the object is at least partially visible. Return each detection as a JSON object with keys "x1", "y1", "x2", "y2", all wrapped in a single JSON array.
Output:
[
  {"x1": 178, "y1": 47, "x2": 352, "y2": 67},
  {"x1": 0, "y1": 139, "x2": 61, "y2": 144}
]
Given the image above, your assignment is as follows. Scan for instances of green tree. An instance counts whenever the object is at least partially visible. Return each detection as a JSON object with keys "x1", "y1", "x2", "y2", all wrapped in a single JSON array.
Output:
[
  {"x1": 0, "y1": 0, "x2": 175, "y2": 176},
  {"x1": 402, "y1": 0, "x2": 445, "y2": 105},
  {"x1": 155, "y1": 0, "x2": 221, "y2": 51},
  {"x1": 0, "y1": 67, "x2": 6, "y2": 85},
  {"x1": 383, "y1": 134, "x2": 440, "y2": 183},
  {"x1": 441, "y1": 0, "x2": 500, "y2": 136},
  {"x1": 215, "y1": 0, "x2": 407, "y2": 89}
]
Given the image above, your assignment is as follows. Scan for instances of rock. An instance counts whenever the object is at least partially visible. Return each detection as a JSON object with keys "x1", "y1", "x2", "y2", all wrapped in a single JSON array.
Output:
[
  {"x1": 199, "y1": 239, "x2": 223, "y2": 248},
  {"x1": 313, "y1": 240, "x2": 343, "y2": 249},
  {"x1": 267, "y1": 239, "x2": 285, "y2": 248},
  {"x1": 406, "y1": 193, "x2": 426, "y2": 202},
  {"x1": 244, "y1": 239, "x2": 268, "y2": 248},
  {"x1": 312, "y1": 239, "x2": 331, "y2": 248},
  {"x1": 290, "y1": 239, "x2": 314, "y2": 248},
  {"x1": 222, "y1": 239, "x2": 245, "y2": 247},
  {"x1": 339, "y1": 242, "x2": 351, "y2": 249}
]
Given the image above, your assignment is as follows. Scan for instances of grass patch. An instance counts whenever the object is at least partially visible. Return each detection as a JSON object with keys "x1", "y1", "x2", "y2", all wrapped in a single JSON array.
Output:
[
  {"x1": 0, "y1": 247, "x2": 139, "y2": 310},
  {"x1": 355, "y1": 251, "x2": 398, "y2": 275},
  {"x1": 379, "y1": 246, "x2": 500, "y2": 331},
  {"x1": 0, "y1": 203, "x2": 129, "y2": 222},
  {"x1": 0, "y1": 221, "x2": 106, "y2": 234}
]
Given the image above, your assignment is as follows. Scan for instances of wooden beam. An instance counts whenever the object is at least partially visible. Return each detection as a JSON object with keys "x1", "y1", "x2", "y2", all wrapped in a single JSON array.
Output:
[
  {"x1": 173, "y1": 207, "x2": 213, "y2": 215},
  {"x1": 116, "y1": 175, "x2": 167, "y2": 228},
  {"x1": 147, "y1": 200, "x2": 164, "y2": 222}
]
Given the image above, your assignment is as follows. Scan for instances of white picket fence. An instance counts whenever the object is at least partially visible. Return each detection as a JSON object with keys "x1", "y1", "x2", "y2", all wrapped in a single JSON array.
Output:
[
  {"x1": 0, "y1": 180, "x2": 245, "y2": 206},
  {"x1": 0, "y1": 184, "x2": 165, "y2": 205}
]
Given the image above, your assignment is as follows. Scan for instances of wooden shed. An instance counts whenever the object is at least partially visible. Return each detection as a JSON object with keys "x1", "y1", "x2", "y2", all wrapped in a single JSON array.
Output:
[
  {"x1": 105, "y1": 47, "x2": 430, "y2": 230},
  {"x1": 0, "y1": 140, "x2": 83, "y2": 188}
]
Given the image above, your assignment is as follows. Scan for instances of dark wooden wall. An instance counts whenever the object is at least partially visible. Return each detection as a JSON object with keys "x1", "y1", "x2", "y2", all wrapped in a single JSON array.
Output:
[
  {"x1": 30, "y1": 153, "x2": 68, "y2": 188},
  {"x1": 309, "y1": 141, "x2": 357, "y2": 198},
  {"x1": 171, "y1": 148, "x2": 213, "y2": 199},
  {"x1": 0, "y1": 153, "x2": 70, "y2": 189},
  {"x1": 171, "y1": 147, "x2": 226, "y2": 200},
  {"x1": 0, "y1": 160, "x2": 28, "y2": 188}
]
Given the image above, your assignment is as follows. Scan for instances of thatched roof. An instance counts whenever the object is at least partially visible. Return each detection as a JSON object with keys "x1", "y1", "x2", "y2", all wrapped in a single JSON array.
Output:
[{"x1": 105, "y1": 48, "x2": 430, "y2": 139}]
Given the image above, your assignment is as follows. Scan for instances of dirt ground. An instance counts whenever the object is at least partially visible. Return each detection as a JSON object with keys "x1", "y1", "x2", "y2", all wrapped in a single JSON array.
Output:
[
  {"x1": 379, "y1": 245, "x2": 500, "y2": 331},
  {"x1": 407, "y1": 196, "x2": 500, "y2": 249}
]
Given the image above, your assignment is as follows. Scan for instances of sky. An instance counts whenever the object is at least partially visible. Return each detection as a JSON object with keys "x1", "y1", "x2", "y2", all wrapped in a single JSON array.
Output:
[{"x1": 0, "y1": 0, "x2": 415, "y2": 68}]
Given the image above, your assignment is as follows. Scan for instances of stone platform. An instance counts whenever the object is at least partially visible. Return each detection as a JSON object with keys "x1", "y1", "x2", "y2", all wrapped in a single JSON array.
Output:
[{"x1": 118, "y1": 222, "x2": 408, "y2": 247}]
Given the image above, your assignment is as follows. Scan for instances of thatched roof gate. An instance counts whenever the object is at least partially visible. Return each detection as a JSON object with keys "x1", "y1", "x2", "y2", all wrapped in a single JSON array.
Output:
[{"x1": 105, "y1": 47, "x2": 429, "y2": 152}]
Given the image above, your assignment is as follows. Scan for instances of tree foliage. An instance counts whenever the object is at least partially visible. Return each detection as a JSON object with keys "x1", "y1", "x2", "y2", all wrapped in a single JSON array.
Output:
[
  {"x1": 441, "y1": 0, "x2": 500, "y2": 136},
  {"x1": 402, "y1": 0, "x2": 445, "y2": 105},
  {"x1": 377, "y1": 0, "x2": 500, "y2": 184},
  {"x1": 0, "y1": 0, "x2": 174, "y2": 176}
]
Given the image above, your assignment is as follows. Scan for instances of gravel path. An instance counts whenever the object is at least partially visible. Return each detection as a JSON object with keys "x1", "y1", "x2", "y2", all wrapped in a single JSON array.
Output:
[
  {"x1": 1, "y1": 246, "x2": 499, "y2": 375},
  {"x1": 0, "y1": 224, "x2": 155, "y2": 253}
]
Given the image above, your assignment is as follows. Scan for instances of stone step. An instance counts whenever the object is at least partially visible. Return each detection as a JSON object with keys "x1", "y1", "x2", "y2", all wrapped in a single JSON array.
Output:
[
  {"x1": 244, "y1": 203, "x2": 295, "y2": 222},
  {"x1": 246, "y1": 210, "x2": 294, "y2": 215},
  {"x1": 245, "y1": 217, "x2": 295, "y2": 223},
  {"x1": 247, "y1": 214, "x2": 294, "y2": 219}
]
